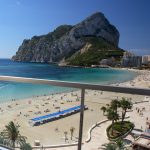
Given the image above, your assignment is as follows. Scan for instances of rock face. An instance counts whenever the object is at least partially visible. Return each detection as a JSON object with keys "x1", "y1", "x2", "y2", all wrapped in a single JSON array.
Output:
[{"x1": 12, "y1": 12, "x2": 120, "y2": 64}]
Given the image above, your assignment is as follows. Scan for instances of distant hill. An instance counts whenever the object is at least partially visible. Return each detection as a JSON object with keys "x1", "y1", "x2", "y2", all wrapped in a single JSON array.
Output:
[{"x1": 12, "y1": 12, "x2": 123, "y2": 66}]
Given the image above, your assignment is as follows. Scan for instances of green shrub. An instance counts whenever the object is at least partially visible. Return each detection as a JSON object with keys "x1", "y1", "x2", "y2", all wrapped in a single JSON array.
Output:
[
  {"x1": 107, "y1": 121, "x2": 134, "y2": 140},
  {"x1": 68, "y1": 37, "x2": 123, "y2": 66},
  {"x1": 113, "y1": 123, "x2": 123, "y2": 132},
  {"x1": 20, "y1": 143, "x2": 32, "y2": 150}
]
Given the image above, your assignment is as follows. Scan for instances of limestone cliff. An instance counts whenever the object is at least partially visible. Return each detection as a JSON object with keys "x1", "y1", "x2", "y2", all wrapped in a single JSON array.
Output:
[{"x1": 12, "y1": 12, "x2": 122, "y2": 65}]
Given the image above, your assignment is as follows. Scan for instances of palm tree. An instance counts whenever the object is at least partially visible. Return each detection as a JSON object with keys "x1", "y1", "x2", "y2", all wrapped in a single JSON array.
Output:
[
  {"x1": 116, "y1": 139, "x2": 127, "y2": 150},
  {"x1": 64, "y1": 131, "x2": 68, "y2": 142},
  {"x1": 20, "y1": 142, "x2": 32, "y2": 150},
  {"x1": 70, "y1": 127, "x2": 75, "y2": 140},
  {"x1": 107, "y1": 108, "x2": 119, "y2": 135},
  {"x1": 101, "y1": 106, "x2": 107, "y2": 115},
  {"x1": 0, "y1": 135, "x2": 9, "y2": 147},
  {"x1": 110, "y1": 99, "x2": 120, "y2": 113},
  {"x1": 101, "y1": 143, "x2": 117, "y2": 150},
  {"x1": 120, "y1": 97, "x2": 133, "y2": 123},
  {"x1": 0, "y1": 121, "x2": 26, "y2": 148},
  {"x1": 102, "y1": 140, "x2": 127, "y2": 150},
  {"x1": 0, "y1": 136, "x2": 4, "y2": 145}
]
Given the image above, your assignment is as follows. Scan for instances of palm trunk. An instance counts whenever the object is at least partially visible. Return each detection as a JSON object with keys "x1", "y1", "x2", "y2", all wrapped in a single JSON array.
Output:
[
  {"x1": 121, "y1": 112, "x2": 124, "y2": 123},
  {"x1": 111, "y1": 120, "x2": 114, "y2": 135},
  {"x1": 124, "y1": 110, "x2": 127, "y2": 121},
  {"x1": 65, "y1": 135, "x2": 66, "y2": 142},
  {"x1": 122, "y1": 109, "x2": 127, "y2": 123},
  {"x1": 12, "y1": 141, "x2": 15, "y2": 148}
]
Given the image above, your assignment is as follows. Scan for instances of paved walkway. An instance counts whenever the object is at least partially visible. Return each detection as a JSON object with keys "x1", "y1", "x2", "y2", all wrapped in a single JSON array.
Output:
[
  {"x1": 35, "y1": 101, "x2": 150, "y2": 150},
  {"x1": 83, "y1": 121, "x2": 110, "y2": 150},
  {"x1": 45, "y1": 121, "x2": 110, "y2": 150}
]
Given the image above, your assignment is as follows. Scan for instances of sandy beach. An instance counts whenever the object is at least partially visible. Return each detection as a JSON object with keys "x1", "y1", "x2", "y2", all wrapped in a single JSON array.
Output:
[
  {"x1": 0, "y1": 69, "x2": 149, "y2": 146},
  {"x1": 114, "y1": 68, "x2": 150, "y2": 88}
]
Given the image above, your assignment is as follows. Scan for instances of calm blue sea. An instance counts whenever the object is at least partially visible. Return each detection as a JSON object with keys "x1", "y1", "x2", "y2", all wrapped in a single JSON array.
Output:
[{"x1": 0, "y1": 59, "x2": 137, "y2": 102}]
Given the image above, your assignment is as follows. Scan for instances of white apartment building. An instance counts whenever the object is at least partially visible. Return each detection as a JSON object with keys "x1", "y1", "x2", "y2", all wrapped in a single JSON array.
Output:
[{"x1": 142, "y1": 55, "x2": 150, "y2": 64}]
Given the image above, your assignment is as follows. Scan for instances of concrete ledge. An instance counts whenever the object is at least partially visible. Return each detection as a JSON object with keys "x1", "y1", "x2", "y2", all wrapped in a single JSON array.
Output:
[
  {"x1": 85, "y1": 119, "x2": 108, "y2": 143},
  {"x1": 133, "y1": 100, "x2": 149, "y2": 104},
  {"x1": 31, "y1": 143, "x2": 80, "y2": 149}
]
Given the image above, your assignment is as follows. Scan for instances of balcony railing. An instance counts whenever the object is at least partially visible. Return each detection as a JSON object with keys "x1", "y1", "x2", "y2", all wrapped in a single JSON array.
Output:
[{"x1": 0, "y1": 75, "x2": 150, "y2": 150}]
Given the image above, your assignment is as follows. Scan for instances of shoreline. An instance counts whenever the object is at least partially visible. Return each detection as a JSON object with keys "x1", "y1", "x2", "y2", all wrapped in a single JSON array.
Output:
[
  {"x1": 0, "y1": 68, "x2": 149, "y2": 146},
  {"x1": 114, "y1": 68, "x2": 150, "y2": 88},
  {"x1": 0, "y1": 67, "x2": 140, "y2": 103}
]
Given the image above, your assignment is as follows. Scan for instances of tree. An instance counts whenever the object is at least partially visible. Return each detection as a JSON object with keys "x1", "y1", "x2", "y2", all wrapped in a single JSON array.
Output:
[
  {"x1": 120, "y1": 98, "x2": 133, "y2": 123},
  {"x1": 70, "y1": 127, "x2": 75, "y2": 140},
  {"x1": 20, "y1": 142, "x2": 32, "y2": 150},
  {"x1": 116, "y1": 139, "x2": 127, "y2": 150},
  {"x1": 0, "y1": 136, "x2": 9, "y2": 147},
  {"x1": 101, "y1": 106, "x2": 107, "y2": 115},
  {"x1": 64, "y1": 131, "x2": 68, "y2": 142},
  {"x1": 110, "y1": 99, "x2": 120, "y2": 113},
  {"x1": 107, "y1": 108, "x2": 119, "y2": 135},
  {"x1": 102, "y1": 143, "x2": 117, "y2": 150},
  {"x1": 0, "y1": 121, "x2": 26, "y2": 148},
  {"x1": 102, "y1": 140, "x2": 127, "y2": 150}
]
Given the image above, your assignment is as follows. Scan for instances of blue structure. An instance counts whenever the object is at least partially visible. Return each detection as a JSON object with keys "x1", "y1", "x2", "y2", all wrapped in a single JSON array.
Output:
[{"x1": 29, "y1": 105, "x2": 87, "y2": 126}]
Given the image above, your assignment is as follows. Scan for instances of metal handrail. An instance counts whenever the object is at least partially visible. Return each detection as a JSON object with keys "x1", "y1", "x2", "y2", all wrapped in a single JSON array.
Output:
[
  {"x1": 0, "y1": 76, "x2": 150, "y2": 96},
  {"x1": 0, "y1": 75, "x2": 150, "y2": 150}
]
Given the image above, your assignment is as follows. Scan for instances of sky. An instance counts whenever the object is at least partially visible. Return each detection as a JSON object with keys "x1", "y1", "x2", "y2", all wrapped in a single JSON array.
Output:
[{"x1": 0, "y1": 0, "x2": 150, "y2": 58}]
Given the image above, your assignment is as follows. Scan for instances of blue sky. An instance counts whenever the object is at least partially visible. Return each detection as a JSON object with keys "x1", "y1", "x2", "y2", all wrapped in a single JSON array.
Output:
[{"x1": 0, "y1": 0, "x2": 150, "y2": 58}]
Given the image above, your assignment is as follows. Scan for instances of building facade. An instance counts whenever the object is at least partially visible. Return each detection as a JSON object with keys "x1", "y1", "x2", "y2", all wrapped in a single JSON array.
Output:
[
  {"x1": 142, "y1": 55, "x2": 150, "y2": 65},
  {"x1": 121, "y1": 52, "x2": 142, "y2": 67}
]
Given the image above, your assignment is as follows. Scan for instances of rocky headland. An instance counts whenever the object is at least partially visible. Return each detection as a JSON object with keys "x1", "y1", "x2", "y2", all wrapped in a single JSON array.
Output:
[{"x1": 12, "y1": 12, "x2": 123, "y2": 66}]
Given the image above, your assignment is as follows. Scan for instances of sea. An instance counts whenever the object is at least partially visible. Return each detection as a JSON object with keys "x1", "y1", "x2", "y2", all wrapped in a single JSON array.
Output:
[{"x1": 0, "y1": 59, "x2": 137, "y2": 102}]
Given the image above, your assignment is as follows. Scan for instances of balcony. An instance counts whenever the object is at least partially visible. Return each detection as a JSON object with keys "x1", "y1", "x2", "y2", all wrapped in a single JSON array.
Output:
[{"x1": 0, "y1": 76, "x2": 150, "y2": 150}]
